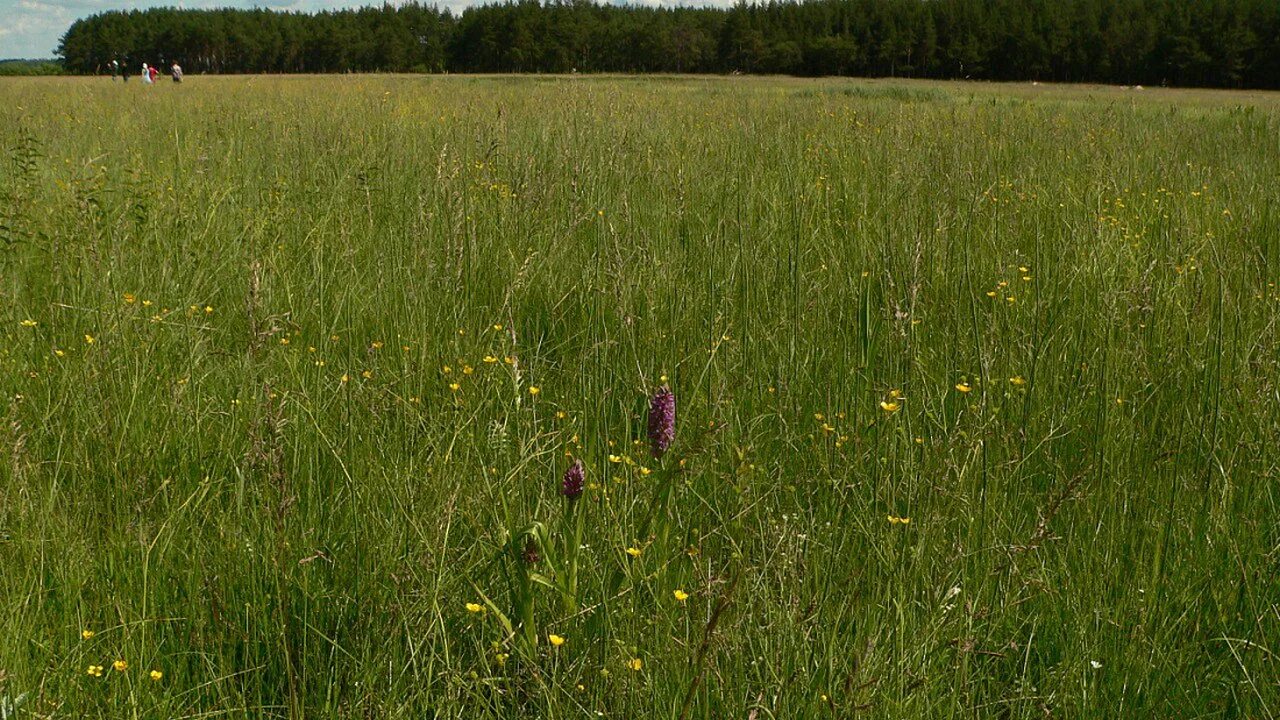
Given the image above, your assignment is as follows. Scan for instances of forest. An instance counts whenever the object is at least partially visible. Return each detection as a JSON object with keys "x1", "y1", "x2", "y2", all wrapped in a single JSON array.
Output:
[{"x1": 55, "y1": 0, "x2": 1280, "y2": 88}]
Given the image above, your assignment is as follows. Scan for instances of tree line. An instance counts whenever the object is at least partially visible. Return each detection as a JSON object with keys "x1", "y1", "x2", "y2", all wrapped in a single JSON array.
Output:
[
  {"x1": 0, "y1": 60, "x2": 65, "y2": 76},
  {"x1": 57, "y1": 0, "x2": 1280, "y2": 88}
]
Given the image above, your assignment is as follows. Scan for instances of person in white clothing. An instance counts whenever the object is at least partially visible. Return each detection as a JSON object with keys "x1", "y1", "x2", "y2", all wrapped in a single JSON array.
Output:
[{"x1": 141, "y1": 63, "x2": 152, "y2": 84}]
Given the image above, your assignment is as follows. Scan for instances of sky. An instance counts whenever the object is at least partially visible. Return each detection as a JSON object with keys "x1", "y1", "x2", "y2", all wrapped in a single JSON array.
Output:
[{"x1": 0, "y1": 0, "x2": 728, "y2": 59}]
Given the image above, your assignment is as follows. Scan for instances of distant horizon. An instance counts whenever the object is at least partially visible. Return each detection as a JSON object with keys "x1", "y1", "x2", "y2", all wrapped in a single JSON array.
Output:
[{"x1": 0, "y1": 0, "x2": 729, "y2": 59}]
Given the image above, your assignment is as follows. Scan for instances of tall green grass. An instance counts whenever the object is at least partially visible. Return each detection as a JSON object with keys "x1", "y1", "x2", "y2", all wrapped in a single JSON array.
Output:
[{"x1": 0, "y1": 75, "x2": 1278, "y2": 718}]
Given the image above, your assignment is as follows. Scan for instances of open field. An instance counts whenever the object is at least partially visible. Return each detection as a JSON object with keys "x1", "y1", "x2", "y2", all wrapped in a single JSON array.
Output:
[{"x1": 1, "y1": 74, "x2": 1279, "y2": 718}]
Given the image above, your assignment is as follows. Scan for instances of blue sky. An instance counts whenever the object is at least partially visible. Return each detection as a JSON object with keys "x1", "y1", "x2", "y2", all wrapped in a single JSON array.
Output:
[{"x1": 0, "y1": 0, "x2": 729, "y2": 59}]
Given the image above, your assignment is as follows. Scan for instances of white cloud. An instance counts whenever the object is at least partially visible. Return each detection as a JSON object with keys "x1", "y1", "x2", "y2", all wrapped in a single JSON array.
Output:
[{"x1": 1, "y1": 0, "x2": 78, "y2": 57}]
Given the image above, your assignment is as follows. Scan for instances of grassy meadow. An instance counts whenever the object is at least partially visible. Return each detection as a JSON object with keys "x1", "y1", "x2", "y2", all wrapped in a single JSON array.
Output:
[{"x1": 1, "y1": 74, "x2": 1279, "y2": 718}]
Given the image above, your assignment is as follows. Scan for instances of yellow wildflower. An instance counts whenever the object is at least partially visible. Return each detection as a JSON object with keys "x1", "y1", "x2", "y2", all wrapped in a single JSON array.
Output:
[
  {"x1": 465, "y1": 602, "x2": 485, "y2": 613},
  {"x1": 548, "y1": 634, "x2": 565, "y2": 647},
  {"x1": 955, "y1": 382, "x2": 972, "y2": 393},
  {"x1": 113, "y1": 659, "x2": 128, "y2": 672},
  {"x1": 880, "y1": 401, "x2": 900, "y2": 412},
  {"x1": 627, "y1": 658, "x2": 643, "y2": 671},
  {"x1": 81, "y1": 629, "x2": 94, "y2": 640},
  {"x1": 625, "y1": 546, "x2": 642, "y2": 557},
  {"x1": 673, "y1": 589, "x2": 689, "y2": 602}
]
